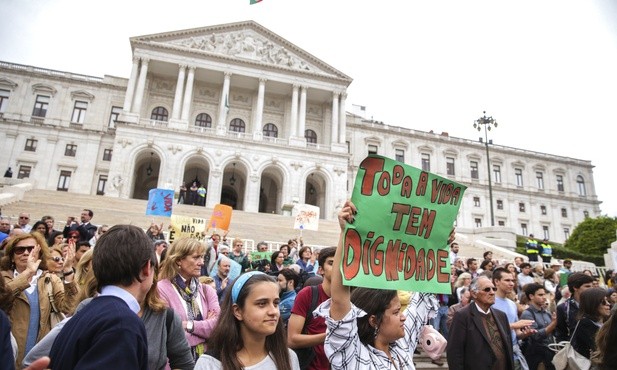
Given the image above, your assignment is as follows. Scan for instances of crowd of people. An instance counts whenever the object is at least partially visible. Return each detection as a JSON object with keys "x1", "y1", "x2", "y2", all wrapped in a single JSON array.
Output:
[{"x1": 1, "y1": 203, "x2": 616, "y2": 370}]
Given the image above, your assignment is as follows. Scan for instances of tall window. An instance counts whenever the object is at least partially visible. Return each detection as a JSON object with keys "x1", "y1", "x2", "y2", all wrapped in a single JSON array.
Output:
[
  {"x1": 515, "y1": 168, "x2": 523, "y2": 187},
  {"x1": 496, "y1": 199, "x2": 503, "y2": 210},
  {"x1": 473, "y1": 197, "x2": 480, "y2": 207},
  {"x1": 561, "y1": 208, "x2": 568, "y2": 217},
  {"x1": 542, "y1": 226, "x2": 549, "y2": 240},
  {"x1": 64, "y1": 144, "x2": 77, "y2": 157},
  {"x1": 470, "y1": 161, "x2": 479, "y2": 179},
  {"x1": 97, "y1": 175, "x2": 108, "y2": 195},
  {"x1": 109, "y1": 106, "x2": 122, "y2": 128},
  {"x1": 71, "y1": 101, "x2": 87, "y2": 123},
  {"x1": 0, "y1": 89, "x2": 9, "y2": 113},
  {"x1": 229, "y1": 118, "x2": 246, "y2": 132},
  {"x1": 521, "y1": 223, "x2": 528, "y2": 236},
  {"x1": 151, "y1": 106, "x2": 169, "y2": 121},
  {"x1": 576, "y1": 175, "x2": 586, "y2": 196},
  {"x1": 57, "y1": 171, "x2": 71, "y2": 191},
  {"x1": 498, "y1": 221, "x2": 505, "y2": 226},
  {"x1": 103, "y1": 149, "x2": 112, "y2": 161},
  {"x1": 32, "y1": 95, "x2": 50, "y2": 117},
  {"x1": 564, "y1": 228, "x2": 570, "y2": 240},
  {"x1": 536, "y1": 172, "x2": 544, "y2": 189},
  {"x1": 446, "y1": 157, "x2": 455, "y2": 176},
  {"x1": 421, "y1": 153, "x2": 430, "y2": 172},
  {"x1": 556, "y1": 175, "x2": 564, "y2": 192},
  {"x1": 519, "y1": 202, "x2": 526, "y2": 212},
  {"x1": 540, "y1": 205, "x2": 547, "y2": 215},
  {"x1": 368, "y1": 145, "x2": 378, "y2": 155},
  {"x1": 17, "y1": 165, "x2": 31, "y2": 179},
  {"x1": 474, "y1": 218, "x2": 482, "y2": 227},
  {"x1": 305, "y1": 129, "x2": 317, "y2": 144},
  {"x1": 493, "y1": 164, "x2": 502, "y2": 183},
  {"x1": 395, "y1": 149, "x2": 405, "y2": 162},
  {"x1": 583, "y1": 210, "x2": 589, "y2": 218},
  {"x1": 24, "y1": 139, "x2": 37, "y2": 152},
  {"x1": 195, "y1": 113, "x2": 212, "y2": 127},
  {"x1": 263, "y1": 123, "x2": 278, "y2": 137}
]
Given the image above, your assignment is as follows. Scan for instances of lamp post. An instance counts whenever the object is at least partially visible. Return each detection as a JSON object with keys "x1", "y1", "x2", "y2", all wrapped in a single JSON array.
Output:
[{"x1": 473, "y1": 111, "x2": 498, "y2": 226}]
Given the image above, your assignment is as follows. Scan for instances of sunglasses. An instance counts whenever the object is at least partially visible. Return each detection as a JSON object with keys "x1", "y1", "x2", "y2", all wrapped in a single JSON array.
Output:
[
  {"x1": 481, "y1": 287, "x2": 498, "y2": 292},
  {"x1": 69, "y1": 235, "x2": 79, "y2": 239},
  {"x1": 51, "y1": 256, "x2": 64, "y2": 263},
  {"x1": 14, "y1": 246, "x2": 35, "y2": 255},
  {"x1": 19, "y1": 216, "x2": 30, "y2": 219},
  {"x1": 602, "y1": 300, "x2": 611, "y2": 306}
]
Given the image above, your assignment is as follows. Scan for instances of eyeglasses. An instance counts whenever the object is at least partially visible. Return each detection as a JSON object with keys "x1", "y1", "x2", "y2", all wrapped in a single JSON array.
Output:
[
  {"x1": 481, "y1": 287, "x2": 498, "y2": 292},
  {"x1": 221, "y1": 251, "x2": 229, "y2": 255},
  {"x1": 51, "y1": 256, "x2": 64, "y2": 263},
  {"x1": 19, "y1": 216, "x2": 30, "y2": 220},
  {"x1": 69, "y1": 235, "x2": 79, "y2": 239},
  {"x1": 14, "y1": 246, "x2": 35, "y2": 255},
  {"x1": 602, "y1": 300, "x2": 611, "y2": 306}
]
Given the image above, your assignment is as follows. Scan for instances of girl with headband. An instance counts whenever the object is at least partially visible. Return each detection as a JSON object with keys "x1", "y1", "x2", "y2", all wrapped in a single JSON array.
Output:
[{"x1": 194, "y1": 271, "x2": 300, "y2": 370}]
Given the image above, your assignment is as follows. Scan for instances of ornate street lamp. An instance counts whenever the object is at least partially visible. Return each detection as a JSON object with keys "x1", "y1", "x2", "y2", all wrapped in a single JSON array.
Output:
[
  {"x1": 473, "y1": 111, "x2": 498, "y2": 226},
  {"x1": 146, "y1": 152, "x2": 154, "y2": 176}
]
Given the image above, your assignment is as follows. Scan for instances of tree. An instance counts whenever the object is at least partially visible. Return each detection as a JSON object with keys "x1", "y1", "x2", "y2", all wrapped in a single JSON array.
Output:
[{"x1": 564, "y1": 216, "x2": 617, "y2": 256}]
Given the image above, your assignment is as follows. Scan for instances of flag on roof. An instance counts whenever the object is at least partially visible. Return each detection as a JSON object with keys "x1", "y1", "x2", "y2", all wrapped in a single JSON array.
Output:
[{"x1": 250, "y1": 0, "x2": 263, "y2": 4}]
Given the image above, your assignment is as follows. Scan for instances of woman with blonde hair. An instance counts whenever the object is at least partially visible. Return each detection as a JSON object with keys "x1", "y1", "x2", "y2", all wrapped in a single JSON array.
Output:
[
  {"x1": 74, "y1": 248, "x2": 93, "y2": 289},
  {"x1": 454, "y1": 272, "x2": 472, "y2": 301},
  {"x1": 0, "y1": 232, "x2": 78, "y2": 367},
  {"x1": 158, "y1": 237, "x2": 221, "y2": 362}
]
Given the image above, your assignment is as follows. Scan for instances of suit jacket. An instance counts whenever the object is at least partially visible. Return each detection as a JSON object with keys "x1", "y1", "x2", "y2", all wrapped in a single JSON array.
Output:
[
  {"x1": 447, "y1": 303, "x2": 514, "y2": 370},
  {"x1": 63, "y1": 222, "x2": 97, "y2": 241}
]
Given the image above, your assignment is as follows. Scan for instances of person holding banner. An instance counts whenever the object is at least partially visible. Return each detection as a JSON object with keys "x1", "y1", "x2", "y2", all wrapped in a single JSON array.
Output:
[
  {"x1": 315, "y1": 200, "x2": 439, "y2": 370},
  {"x1": 158, "y1": 237, "x2": 221, "y2": 362}
]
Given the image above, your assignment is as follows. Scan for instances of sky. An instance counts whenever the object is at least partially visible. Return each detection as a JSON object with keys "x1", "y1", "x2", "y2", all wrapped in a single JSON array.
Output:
[{"x1": 1, "y1": 0, "x2": 616, "y2": 217}]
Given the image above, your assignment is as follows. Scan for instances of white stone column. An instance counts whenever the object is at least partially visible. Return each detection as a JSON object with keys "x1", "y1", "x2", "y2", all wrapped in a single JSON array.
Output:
[
  {"x1": 331, "y1": 91, "x2": 340, "y2": 144},
  {"x1": 218, "y1": 72, "x2": 232, "y2": 130},
  {"x1": 180, "y1": 66, "x2": 195, "y2": 122},
  {"x1": 290, "y1": 84, "x2": 299, "y2": 137},
  {"x1": 171, "y1": 65, "x2": 186, "y2": 120},
  {"x1": 132, "y1": 58, "x2": 149, "y2": 115},
  {"x1": 338, "y1": 92, "x2": 347, "y2": 144},
  {"x1": 254, "y1": 78, "x2": 266, "y2": 137},
  {"x1": 298, "y1": 86, "x2": 307, "y2": 139},
  {"x1": 123, "y1": 57, "x2": 140, "y2": 113}
]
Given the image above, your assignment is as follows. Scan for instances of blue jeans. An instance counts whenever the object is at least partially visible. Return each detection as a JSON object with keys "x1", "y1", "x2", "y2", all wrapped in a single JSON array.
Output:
[{"x1": 432, "y1": 305, "x2": 449, "y2": 338}]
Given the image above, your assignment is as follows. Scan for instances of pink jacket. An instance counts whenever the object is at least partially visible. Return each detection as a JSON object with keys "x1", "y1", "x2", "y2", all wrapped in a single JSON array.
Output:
[{"x1": 157, "y1": 279, "x2": 220, "y2": 347}]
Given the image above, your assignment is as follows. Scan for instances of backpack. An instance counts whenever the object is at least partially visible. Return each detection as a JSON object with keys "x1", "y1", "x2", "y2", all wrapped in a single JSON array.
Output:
[{"x1": 293, "y1": 285, "x2": 319, "y2": 370}]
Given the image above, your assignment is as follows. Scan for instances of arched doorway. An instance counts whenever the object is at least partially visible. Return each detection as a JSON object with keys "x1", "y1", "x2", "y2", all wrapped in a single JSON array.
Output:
[
  {"x1": 132, "y1": 151, "x2": 160, "y2": 200},
  {"x1": 259, "y1": 166, "x2": 283, "y2": 214},
  {"x1": 305, "y1": 172, "x2": 327, "y2": 219},
  {"x1": 182, "y1": 156, "x2": 210, "y2": 206},
  {"x1": 222, "y1": 162, "x2": 246, "y2": 210}
]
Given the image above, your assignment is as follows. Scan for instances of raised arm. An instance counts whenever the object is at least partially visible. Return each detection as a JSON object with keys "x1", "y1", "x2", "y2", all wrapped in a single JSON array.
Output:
[{"x1": 329, "y1": 200, "x2": 356, "y2": 321}]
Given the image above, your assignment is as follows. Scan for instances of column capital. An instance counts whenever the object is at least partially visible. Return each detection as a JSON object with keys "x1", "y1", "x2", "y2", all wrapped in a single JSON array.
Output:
[
  {"x1": 340, "y1": 91, "x2": 348, "y2": 99},
  {"x1": 132, "y1": 56, "x2": 140, "y2": 64},
  {"x1": 187, "y1": 65, "x2": 196, "y2": 72},
  {"x1": 292, "y1": 84, "x2": 300, "y2": 89},
  {"x1": 141, "y1": 58, "x2": 150, "y2": 66},
  {"x1": 224, "y1": 71, "x2": 233, "y2": 78},
  {"x1": 259, "y1": 77, "x2": 268, "y2": 83},
  {"x1": 332, "y1": 91, "x2": 340, "y2": 98},
  {"x1": 301, "y1": 85, "x2": 309, "y2": 91},
  {"x1": 178, "y1": 64, "x2": 188, "y2": 70}
]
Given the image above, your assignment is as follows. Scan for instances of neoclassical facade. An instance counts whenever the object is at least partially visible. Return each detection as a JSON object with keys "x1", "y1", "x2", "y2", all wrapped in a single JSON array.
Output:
[{"x1": 0, "y1": 21, "x2": 601, "y2": 243}]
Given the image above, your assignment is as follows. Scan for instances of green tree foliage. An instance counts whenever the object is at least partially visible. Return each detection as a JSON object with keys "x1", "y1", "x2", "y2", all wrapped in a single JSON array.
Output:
[{"x1": 564, "y1": 216, "x2": 617, "y2": 256}]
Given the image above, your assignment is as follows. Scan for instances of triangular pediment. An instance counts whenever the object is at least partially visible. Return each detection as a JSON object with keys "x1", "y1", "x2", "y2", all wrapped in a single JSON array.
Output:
[{"x1": 130, "y1": 21, "x2": 351, "y2": 82}]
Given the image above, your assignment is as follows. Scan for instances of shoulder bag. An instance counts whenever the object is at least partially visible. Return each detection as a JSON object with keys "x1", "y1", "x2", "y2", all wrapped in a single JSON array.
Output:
[
  {"x1": 551, "y1": 320, "x2": 591, "y2": 370},
  {"x1": 45, "y1": 275, "x2": 66, "y2": 328}
]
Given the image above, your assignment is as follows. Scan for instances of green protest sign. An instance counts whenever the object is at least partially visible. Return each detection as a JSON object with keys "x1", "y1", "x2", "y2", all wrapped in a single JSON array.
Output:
[
  {"x1": 251, "y1": 251, "x2": 271, "y2": 261},
  {"x1": 342, "y1": 155, "x2": 467, "y2": 294}
]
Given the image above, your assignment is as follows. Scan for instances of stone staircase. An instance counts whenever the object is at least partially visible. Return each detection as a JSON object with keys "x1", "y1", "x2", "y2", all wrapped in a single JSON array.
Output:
[{"x1": 0, "y1": 189, "x2": 342, "y2": 248}]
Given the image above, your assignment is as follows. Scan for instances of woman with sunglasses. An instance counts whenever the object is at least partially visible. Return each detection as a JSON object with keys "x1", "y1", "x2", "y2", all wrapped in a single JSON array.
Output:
[
  {"x1": 571, "y1": 287, "x2": 612, "y2": 359},
  {"x1": 0, "y1": 232, "x2": 78, "y2": 367}
]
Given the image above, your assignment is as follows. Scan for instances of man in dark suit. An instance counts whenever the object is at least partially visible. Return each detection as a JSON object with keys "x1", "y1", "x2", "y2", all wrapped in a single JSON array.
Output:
[
  {"x1": 447, "y1": 276, "x2": 514, "y2": 370},
  {"x1": 63, "y1": 209, "x2": 97, "y2": 242}
]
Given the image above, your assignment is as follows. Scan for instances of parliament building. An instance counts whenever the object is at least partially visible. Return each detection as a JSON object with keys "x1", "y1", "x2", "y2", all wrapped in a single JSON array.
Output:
[{"x1": 0, "y1": 21, "x2": 601, "y2": 244}]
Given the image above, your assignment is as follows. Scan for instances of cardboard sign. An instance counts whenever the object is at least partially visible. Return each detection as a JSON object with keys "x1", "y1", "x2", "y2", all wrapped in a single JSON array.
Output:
[
  {"x1": 169, "y1": 215, "x2": 207, "y2": 243},
  {"x1": 208, "y1": 204, "x2": 233, "y2": 231},
  {"x1": 293, "y1": 204, "x2": 320, "y2": 231},
  {"x1": 250, "y1": 251, "x2": 271, "y2": 261},
  {"x1": 342, "y1": 155, "x2": 467, "y2": 294},
  {"x1": 146, "y1": 188, "x2": 174, "y2": 217}
]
